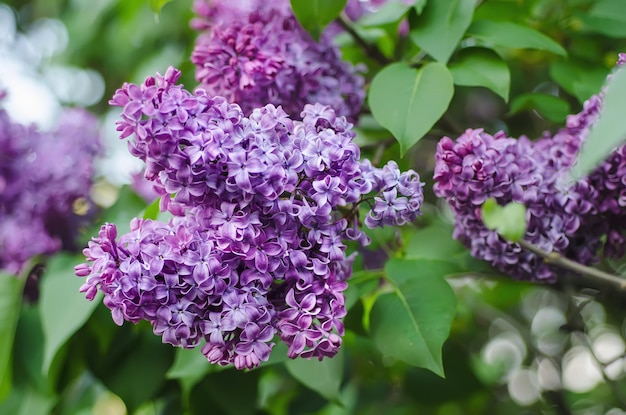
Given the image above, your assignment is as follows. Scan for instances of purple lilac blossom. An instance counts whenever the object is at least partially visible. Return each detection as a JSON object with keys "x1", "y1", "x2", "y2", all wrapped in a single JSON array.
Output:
[
  {"x1": 0, "y1": 97, "x2": 101, "y2": 275},
  {"x1": 434, "y1": 57, "x2": 626, "y2": 282},
  {"x1": 77, "y1": 67, "x2": 423, "y2": 369},
  {"x1": 190, "y1": 0, "x2": 365, "y2": 121}
]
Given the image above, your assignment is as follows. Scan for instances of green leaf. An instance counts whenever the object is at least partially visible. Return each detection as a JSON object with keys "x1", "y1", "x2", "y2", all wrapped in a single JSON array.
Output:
[
  {"x1": 358, "y1": 1, "x2": 411, "y2": 26},
  {"x1": 290, "y1": 0, "x2": 348, "y2": 41},
  {"x1": 368, "y1": 62, "x2": 454, "y2": 155},
  {"x1": 508, "y1": 93, "x2": 570, "y2": 123},
  {"x1": 142, "y1": 197, "x2": 161, "y2": 220},
  {"x1": 574, "y1": 0, "x2": 626, "y2": 38},
  {"x1": 40, "y1": 253, "x2": 102, "y2": 374},
  {"x1": 405, "y1": 224, "x2": 467, "y2": 262},
  {"x1": 409, "y1": 0, "x2": 478, "y2": 63},
  {"x1": 413, "y1": 0, "x2": 427, "y2": 14},
  {"x1": 550, "y1": 60, "x2": 609, "y2": 104},
  {"x1": 448, "y1": 47, "x2": 510, "y2": 101},
  {"x1": 370, "y1": 259, "x2": 457, "y2": 377},
  {"x1": 285, "y1": 349, "x2": 344, "y2": 402},
  {"x1": 467, "y1": 20, "x2": 566, "y2": 56},
  {"x1": 0, "y1": 273, "x2": 26, "y2": 401},
  {"x1": 166, "y1": 347, "x2": 214, "y2": 406},
  {"x1": 481, "y1": 199, "x2": 527, "y2": 242},
  {"x1": 571, "y1": 67, "x2": 626, "y2": 180},
  {"x1": 148, "y1": 0, "x2": 174, "y2": 14}
]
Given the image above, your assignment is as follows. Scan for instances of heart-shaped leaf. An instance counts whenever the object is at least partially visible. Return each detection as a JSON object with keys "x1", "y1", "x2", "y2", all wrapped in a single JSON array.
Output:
[
  {"x1": 409, "y1": 0, "x2": 478, "y2": 63},
  {"x1": 448, "y1": 47, "x2": 510, "y2": 101},
  {"x1": 481, "y1": 198, "x2": 527, "y2": 242},
  {"x1": 370, "y1": 259, "x2": 458, "y2": 377},
  {"x1": 369, "y1": 62, "x2": 454, "y2": 156}
]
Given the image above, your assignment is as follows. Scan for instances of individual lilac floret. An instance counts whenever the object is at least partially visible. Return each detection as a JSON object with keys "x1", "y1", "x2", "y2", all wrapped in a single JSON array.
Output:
[
  {"x1": 79, "y1": 68, "x2": 424, "y2": 369},
  {"x1": 0, "y1": 97, "x2": 101, "y2": 274},
  {"x1": 190, "y1": 0, "x2": 365, "y2": 121}
]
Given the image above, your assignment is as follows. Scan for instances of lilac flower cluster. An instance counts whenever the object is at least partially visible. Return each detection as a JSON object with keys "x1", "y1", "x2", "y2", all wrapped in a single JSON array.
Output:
[
  {"x1": 0, "y1": 97, "x2": 101, "y2": 275},
  {"x1": 190, "y1": 0, "x2": 365, "y2": 121},
  {"x1": 434, "y1": 59, "x2": 626, "y2": 282},
  {"x1": 76, "y1": 67, "x2": 423, "y2": 369}
]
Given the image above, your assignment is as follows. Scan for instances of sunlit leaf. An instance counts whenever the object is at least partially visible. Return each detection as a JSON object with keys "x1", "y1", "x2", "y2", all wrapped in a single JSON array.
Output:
[
  {"x1": 481, "y1": 199, "x2": 527, "y2": 242},
  {"x1": 40, "y1": 253, "x2": 102, "y2": 374},
  {"x1": 285, "y1": 349, "x2": 344, "y2": 402},
  {"x1": 370, "y1": 259, "x2": 457, "y2": 377},
  {"x1": 148, "y1": 0, "x2": 174, "y2": 14},
  {"x1": 290, "y1": 0, "x2": 348, "y2": 40},
  {"x1": 0, "y1": 272, "x2": 25, "y2": 400},
  {"x1": 448, "y1": 47, "x2": 510, "y2": 101},
  {"x1": 468, "y1": 20, "x2": 566, "y2": 56},
  {"x1": 571, "y1": 66, "x2": 626, "y2": 179},
  {"x1": 369, "y1": 62, "x2": 454, "y2": 155},
  {"x1": 409, "y1": 0, "x2": 478, "y2": 63}
]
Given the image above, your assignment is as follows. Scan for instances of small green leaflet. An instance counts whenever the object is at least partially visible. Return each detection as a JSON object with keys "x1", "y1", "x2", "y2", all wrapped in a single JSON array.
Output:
[
  {"x1": 290, "y1": 0, "x2": 347, "y2": 41},
  {"x1": 369, "y1": 62, "x2": 454, "y2": 156},
  {"x1": 481, "y1": 198, "x2": 527, "y2": 242}
]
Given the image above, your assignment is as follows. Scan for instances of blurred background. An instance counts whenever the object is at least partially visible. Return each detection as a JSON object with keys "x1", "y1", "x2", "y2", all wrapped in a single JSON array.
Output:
[{"x1": 2, "y1": 0, "x2": 626, "y2": 414}]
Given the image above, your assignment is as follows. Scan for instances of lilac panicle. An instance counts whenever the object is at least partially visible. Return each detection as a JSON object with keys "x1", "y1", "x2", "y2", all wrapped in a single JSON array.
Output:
[
  {"x1": 0, "y1": 97, "x2": 101, "y2": 275},
  {"x1": 434, "y1": 55, "x2": 626, "y2": 281},
  {"x1": 78, "y1": 67, "x2": 424, "y2": 369},
  {"x1": 190, "y1": 0, "x2": 365, "y2": 121}
]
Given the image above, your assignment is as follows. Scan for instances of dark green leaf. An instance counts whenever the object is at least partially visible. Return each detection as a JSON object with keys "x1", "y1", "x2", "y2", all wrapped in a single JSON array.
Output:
[
  {"x1": 370, "y1": 259, "x2": 457, "y2": 377},
  {"x1": 368, "y1": 62, "x2": 454, "y2": 155},
  {"x1": 468, "y1": 20, "x2": 566, "y2": 56},
  {"x1": 481, "y1": 199, "x2": 527, "y2": 242},
  {"x1": 357, "y1": 1, "x2": 411, "y2": 26},
  {"x1": 290, "y1": 0, "x2": 348, "y2": 41},
  {"x1": 285, "y1": 350, "x2": 344, "y2": 402},
  {"x1": 40, "y1": 253, "x2": 102, "y2": 374},
  {"x1": 508, "y1": 93, "x2": 570, "y2": 123},
  {"x1": 571, "y1": 67, "x2": 626, "y2": 179},
  {"x1": 550, "y1": 60, "x2": 609, "y2": 104},
  {"x1": 0, "y1": 273, "x2": 25, "y2": 400},
  {"x1": 409, "y1": 0, "x2": 478, "y2": 63},
  {"x1": 97, "y1": 330, "x2": 173, "y2": 413},
  {"x1": 448, "y1": 47, "x2": 510, "y2": 101}
]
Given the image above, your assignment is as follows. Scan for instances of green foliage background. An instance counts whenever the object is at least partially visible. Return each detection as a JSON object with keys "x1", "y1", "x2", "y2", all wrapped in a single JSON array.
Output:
[{"x1": 2, "y1": 0, "x2": 626, "y2": 414}]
